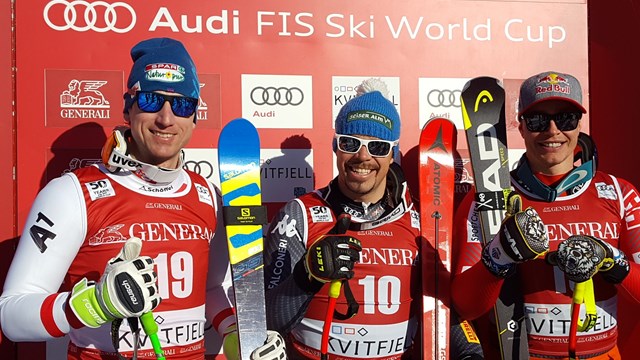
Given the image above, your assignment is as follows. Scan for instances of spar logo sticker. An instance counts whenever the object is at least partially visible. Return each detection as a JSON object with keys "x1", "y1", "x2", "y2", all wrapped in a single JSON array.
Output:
[{"x1": 241, "y1": 74, "x2": 313, "y2": 129}]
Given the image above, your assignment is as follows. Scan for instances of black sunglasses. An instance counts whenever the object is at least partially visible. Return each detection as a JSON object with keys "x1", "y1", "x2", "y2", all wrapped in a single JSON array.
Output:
[
  {"x1": 133, "y1": 91, "x2": 198, "y2": 118},
  {"x1": 520, "y1": 112, "x2": 582, "y2": 132},
  {"x1": 335, "y1": 134, "x2": 398, "y2": 157}
]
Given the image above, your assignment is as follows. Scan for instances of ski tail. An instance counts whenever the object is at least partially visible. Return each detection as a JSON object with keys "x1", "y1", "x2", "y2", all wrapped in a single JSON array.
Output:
[
  {"x1": 460, "y1": 77, "x2": 530, "y2": 359},
  {"x1": 419, "y1": 117, "x2": 456, "y2": 360},
  {"x1": 218, "y1": 118, "x2": 268, "y2": 360}
]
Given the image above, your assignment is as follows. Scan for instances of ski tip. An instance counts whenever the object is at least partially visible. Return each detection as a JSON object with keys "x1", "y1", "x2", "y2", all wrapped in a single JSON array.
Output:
[
  {"x1": 464, "y1": 76, "x2": 505, "y2": 89},
  {"x1": 225, "y1": 117, "x2": 254, "y2": 127},
  {"x1": 218, "y1": 118, "x2": 260, "y2": 150},
  {"x1": 221, "y1": 118, "x2": 259, "y2": 136},
  {"x1": 423, "y1": 117, "x2": 455, "y2": 127}
]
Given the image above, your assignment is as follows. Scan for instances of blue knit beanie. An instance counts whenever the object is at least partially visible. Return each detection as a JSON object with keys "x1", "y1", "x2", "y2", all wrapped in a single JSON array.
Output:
[
  {"x1": 123, "y1": 37, "x2": 199, "y2": 113},
  {"x1": 334, "y1": 79, "x2": 400, "y2": 142}
]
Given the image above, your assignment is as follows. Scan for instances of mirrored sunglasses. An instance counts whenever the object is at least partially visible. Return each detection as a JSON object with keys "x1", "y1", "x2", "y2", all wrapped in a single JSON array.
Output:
[
  {"x1": 134, "y1": 91, "x2": 198, "y2": 118},
  {"x1": 520, "y1": 112, "x2": 582, "y2": 132},
  {"x1": 335, "y1": 134, "x2": 398, "y2": 157}
]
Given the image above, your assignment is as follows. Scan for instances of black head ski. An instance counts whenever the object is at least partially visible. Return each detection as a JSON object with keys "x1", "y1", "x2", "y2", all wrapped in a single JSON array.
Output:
[{"x1": 461, "y1": 77, "x2": 529, "y2": 359}]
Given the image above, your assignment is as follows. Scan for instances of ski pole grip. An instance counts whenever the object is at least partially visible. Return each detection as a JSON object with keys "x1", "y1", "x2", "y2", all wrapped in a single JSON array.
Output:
[
  {"x1": 328, "y1": 213, "x2": 351, "y2": 299},
  {"x1": 140, "y1": 312, "x2": 165, "y2": 360},
  {"x1": 575, "y1": 279, "x2": 597, "y2": 332},
  {"x1": 328, "y1": 280, "x2": 342, "y2": 298}
]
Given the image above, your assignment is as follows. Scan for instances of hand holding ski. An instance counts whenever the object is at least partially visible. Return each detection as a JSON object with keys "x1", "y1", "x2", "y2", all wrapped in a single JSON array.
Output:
[
  {"x1": 548, "y1": 235, "x2": 630, "y2": 284},
  {"x1": 305, "y1": 223, "x2": 361, "y2": 284},
  {"x1": 482, "y1": 193, "x2": 549, "y2": 277},
  {"x1": 68, "y1": 237, "x2": 160, "y2": 329}
]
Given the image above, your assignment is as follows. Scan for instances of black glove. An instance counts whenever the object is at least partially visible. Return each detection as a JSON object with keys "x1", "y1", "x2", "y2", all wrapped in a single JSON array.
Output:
[
  {"x1": 482, "y1": 193, "x2": 549, "y2": 277},
  {"x1": 547, "y1": 234, "x2": 630, "y2": 284},
  {"x1": 304, "y1": 215, "x2": 362, "y2": 283}
]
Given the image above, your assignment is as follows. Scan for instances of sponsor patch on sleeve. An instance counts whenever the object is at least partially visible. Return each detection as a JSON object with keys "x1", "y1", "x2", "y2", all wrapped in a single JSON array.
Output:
[
  {"x1": 195, "y1": 183, "x2": 213, "y2": 206},
  {"x1": 309, "y1": 206, "x2": 333, "y2": 223},
  {"x1": 410, "y1": 209, "x2": 420, "y2": 229},
  {"x1": 85, "y1": 179, "x2": 116, "y2": 200},
  {"x1": 595, "y1": 182, "x2": 617, "y2": 200}
]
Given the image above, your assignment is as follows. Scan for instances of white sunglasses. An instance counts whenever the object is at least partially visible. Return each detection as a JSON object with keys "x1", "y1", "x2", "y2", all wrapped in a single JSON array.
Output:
[{"x1": 335, "y1": 134, "x2": 398, "y2": 157}]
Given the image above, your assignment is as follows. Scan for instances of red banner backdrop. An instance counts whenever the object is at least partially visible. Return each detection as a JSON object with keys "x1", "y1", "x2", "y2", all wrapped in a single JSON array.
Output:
[{"x1": 9, "y1": 0, "x2": 638, "y2": 359}]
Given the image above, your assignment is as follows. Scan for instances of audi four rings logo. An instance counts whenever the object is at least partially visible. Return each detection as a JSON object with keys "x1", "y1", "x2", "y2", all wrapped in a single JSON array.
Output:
[
  {"x1": 184, "y1": 160, "x2": 214, "y2": 179},
  {"x1": 44, "y1": 0, "x2": 136, "y2": 33},
  {"x1": 250, "y1": 87, "x2": 304, "y2": 106},
  {"x1": 427, "y1": 89, "x2": 462, "y2": 108}
]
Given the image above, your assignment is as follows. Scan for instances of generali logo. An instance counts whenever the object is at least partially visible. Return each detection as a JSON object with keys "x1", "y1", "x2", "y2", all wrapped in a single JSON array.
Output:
[
  {"x1": 45, "y1": 69, "x2": 123, "y2": 127},
  {"x1": 60, "y1": 79, "x2": 110, "y2": 112}
]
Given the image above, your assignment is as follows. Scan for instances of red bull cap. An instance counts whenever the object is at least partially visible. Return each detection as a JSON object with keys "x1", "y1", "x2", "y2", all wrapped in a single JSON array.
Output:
[{"x1": 518, "y1": 71, "x2": 587, "y2": 115}]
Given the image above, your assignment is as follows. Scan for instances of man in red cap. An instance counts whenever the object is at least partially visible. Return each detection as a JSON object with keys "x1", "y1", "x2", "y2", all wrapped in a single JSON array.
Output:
[{"x1": 451, "y1": 71, "x2": 640, "y2": 360}]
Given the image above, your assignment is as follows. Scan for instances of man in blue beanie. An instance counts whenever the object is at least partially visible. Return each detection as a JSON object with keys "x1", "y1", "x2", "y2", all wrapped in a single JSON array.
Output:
[
  {"x1": 262, "y1": 78, "x2": 424, "y2": 358},
  {"x1": 0, "y1": 37, "x2": 285, "y2": 360}
]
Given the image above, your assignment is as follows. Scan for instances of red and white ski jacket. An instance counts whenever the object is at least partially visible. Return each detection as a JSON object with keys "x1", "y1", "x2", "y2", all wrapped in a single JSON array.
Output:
[
  {"x1": 0, "y1": 164, "x2": 235, "y2": 359},
  {"x1": 452, "y1": 170, "x2": 640, "y2": 359},
  {"x1": 264, "y1": 164, "x2": 422, "y2": 360}
]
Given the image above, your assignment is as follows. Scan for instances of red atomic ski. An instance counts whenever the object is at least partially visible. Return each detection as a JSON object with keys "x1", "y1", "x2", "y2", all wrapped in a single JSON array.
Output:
[{"x1": 419, "y1": 117, "x2": 456, "y2": 360}]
